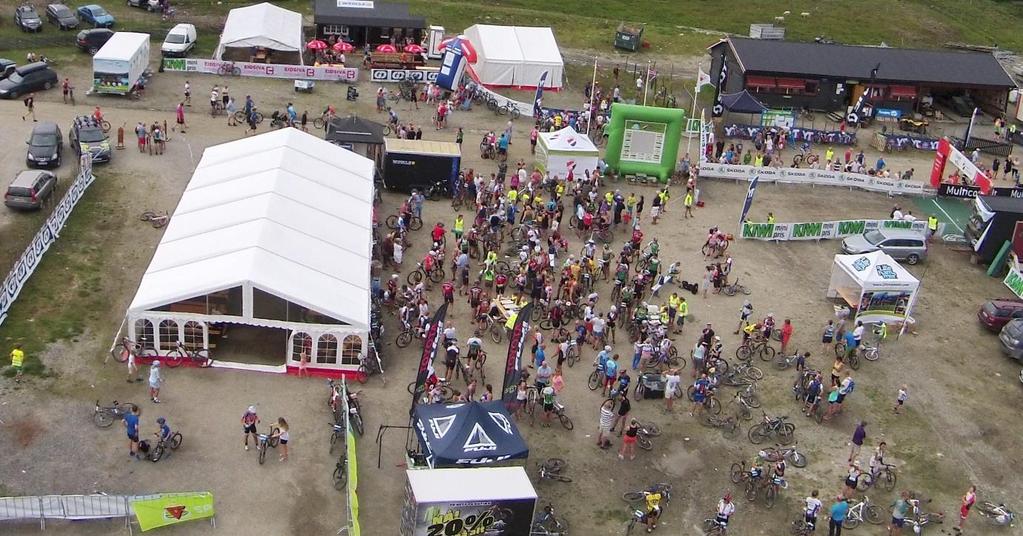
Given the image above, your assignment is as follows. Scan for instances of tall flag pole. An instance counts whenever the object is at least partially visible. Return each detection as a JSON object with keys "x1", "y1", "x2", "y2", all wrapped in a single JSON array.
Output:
[
  {"x1": 711, "y1": 48, "x2": 727, "y2": 118},
  {"x1": 586, "y1": 59, "x2": 597, "y2": 136},
  {"x1": 409, "y1": 303, "x2": 448, "y2": 414},
  {"x1": 500, "y1": 303, "x2": 533, "y2": 406},
  {"x1": 687, "y1": 62, "x2": 711, "y2": 157},
  {"x1": 532, "y1": 71, "x2": 549, "y2": 121},
  {"x1": 847, "y1": 63, "x2": 881, "y2": 126}
]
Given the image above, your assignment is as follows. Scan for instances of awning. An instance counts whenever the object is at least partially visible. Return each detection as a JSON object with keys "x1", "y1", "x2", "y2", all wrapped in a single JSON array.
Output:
[
  {"x1": 775, "y1": 78, "x2": 806, "y2": 90},
  {"x1": 745, "y1": 75, "x2": 776, "y2": 89},
  {"x1": 413, "y1": 401, "x2": 529, "y2": 468},
  {"x1": 890, "y1": 85, "x2": 917, "y2": 98}
]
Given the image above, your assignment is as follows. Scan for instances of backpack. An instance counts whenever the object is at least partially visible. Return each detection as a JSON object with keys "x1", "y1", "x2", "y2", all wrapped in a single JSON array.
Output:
[{"x1": 844, "y1": 379, "x2": 855, "y2": 394}]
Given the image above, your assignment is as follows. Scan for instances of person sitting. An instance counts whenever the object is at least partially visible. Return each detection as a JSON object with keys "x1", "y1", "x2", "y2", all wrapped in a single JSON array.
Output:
[{"x1": 347, "y1": 85, "x2": 359, "y2": 101}]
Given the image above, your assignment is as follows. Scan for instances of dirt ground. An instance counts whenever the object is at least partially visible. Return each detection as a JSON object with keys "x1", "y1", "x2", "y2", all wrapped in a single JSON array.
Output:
[{"x1": 0, "y1": 55, "x2": 1021, "y2": 536}]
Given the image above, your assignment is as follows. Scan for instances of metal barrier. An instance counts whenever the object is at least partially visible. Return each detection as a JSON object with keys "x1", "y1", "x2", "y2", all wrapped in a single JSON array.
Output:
[{"x1": 0, "y1": 492, "x2": 214, "y2": 534}]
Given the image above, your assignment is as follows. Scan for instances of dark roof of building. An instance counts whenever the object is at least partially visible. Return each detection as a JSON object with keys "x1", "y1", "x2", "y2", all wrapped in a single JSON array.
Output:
[
  {"x1": 325, "y1": 115, "x2": 386, "y2": 145},
  {"x1": 712, "y1": 37, "x2": 1016, "y2": 88},
  {"x1": 314, "y1": 0, "x2": 425, "y2": 28}
]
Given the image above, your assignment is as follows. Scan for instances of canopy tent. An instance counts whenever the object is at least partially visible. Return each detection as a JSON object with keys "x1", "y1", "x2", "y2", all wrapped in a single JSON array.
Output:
[
  {"x1": 827, "y1": 251, "x2": 920, "y2": 325},
  {"x1": 125, "y1": 128, "x2": 375, "y2": 375},
  {"x1": 535, "y1": 126, "x2": 599, "y2": 179},
  {"x1": 413, "y1": 401, "x2": 529, "y2": 468},
  {"x1": 462, "y1": 24, "x2": 563, "y2": 89},
  {"x1": 720, "y1": 90, "x2": 769, "y2": 114},
  {"x1": 214, "y1": 3, "x2": 304, "y2": 65}
]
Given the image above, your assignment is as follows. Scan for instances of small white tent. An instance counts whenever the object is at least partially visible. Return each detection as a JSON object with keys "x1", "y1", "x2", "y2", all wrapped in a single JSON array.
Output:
[
  {"x1": 214, "y1": 2, "x2": 304, "y2": 64},
  {"x1": 535, "y1": 126, "x2": 599, "y2": 179},
  {"x1": 462, "y1": 24, "x2": 563, "y2": 89},
  {"x1": 827, "y1": 251, "x2": 919, "y2": 325},
  {"x1": 125, "y1": 128, "x2": 374, "y2": 375}
]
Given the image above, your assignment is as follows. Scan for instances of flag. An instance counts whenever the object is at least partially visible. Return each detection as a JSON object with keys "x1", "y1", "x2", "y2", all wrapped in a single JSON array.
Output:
[
  {"x1": 410, "y1": 303, "x2": 448, "y2": 412},
  {"x1": 696, "y1": 68, "x2": 712, "y2": 93},
  {"x1": 500, "y1": 303, "x2": 533, "y2": 405},
  {"x1": 533, "y1": 71, "x2": 549, "y2": 118},
  {"x1": 712, "y1": 49, "x2": 728, "y2": 118},
  {"x1": 847, "y1": 63, "x2": 881, "y2": 126},
  {"x1": 739, "y1": 175, "x2": 759, "y2": 224}
]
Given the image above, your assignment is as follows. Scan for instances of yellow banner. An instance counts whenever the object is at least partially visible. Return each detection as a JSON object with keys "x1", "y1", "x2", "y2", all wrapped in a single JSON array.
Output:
[
  {"x1": 131, "y1": 492, "x2": 214, "y2": 532},
  {"x1": 344, "y1": 379, "x2": 361, "y2": 536}
]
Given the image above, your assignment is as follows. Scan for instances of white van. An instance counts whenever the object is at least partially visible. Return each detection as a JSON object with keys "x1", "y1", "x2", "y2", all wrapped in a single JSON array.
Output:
[{"x1": 161, "y1": 24, "x2": 196, "y2": 57}]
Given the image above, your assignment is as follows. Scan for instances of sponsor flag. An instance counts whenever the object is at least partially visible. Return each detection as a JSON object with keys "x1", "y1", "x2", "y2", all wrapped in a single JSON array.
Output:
[
  {"x1": 411, "y1": 303, "x2": 448, "y2": 411},
  {"x1": 712, "y1": 49, "x2": 727, "y2": 117},
  {"x1": 436, "y1": 41, "x2": 466, "y2": 91},
  {"x1": 501, "y1": 303, "x2": 533, "y2": 404},
  {"x1": 739, "y1": 175, "x2": 759, "y2": 224},
  {"x1": 930, "y1": 138, "x2": 951, "y2": 188},
  {"x1": 132, "y1": 493, "x2": 215, "y2": 532},
  {"x1": 847, "y1": 62, "x2": 881, "y2": 125},
  {"x1": 696, "y1": 67, "x2": 712, "y2": 93},
  {"x1": 533, "y1": 71, "x2": 549, "y2": 118}
]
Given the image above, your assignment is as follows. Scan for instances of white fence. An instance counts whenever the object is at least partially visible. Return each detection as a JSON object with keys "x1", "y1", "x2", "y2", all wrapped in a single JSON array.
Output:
[
  {"x1": 0, "y1": 492, "x2": 214, "y2": 533},
  {"x1": 700, "y1": 162, "x2": 935, "y2": 197}
]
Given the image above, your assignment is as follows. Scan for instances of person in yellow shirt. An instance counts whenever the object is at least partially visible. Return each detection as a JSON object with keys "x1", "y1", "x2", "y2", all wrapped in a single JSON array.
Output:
[
  {"x1": 604, "y1": 191, "x2": 614, "y2": 205},
  {"x1": 677, "y1": 297, "x2": 689, "y2": 333},
  {"x1": 10, "y1": 343, "x2": 24, "y2": 383},
  {"x1": 684, "y1": 191, "x2": 694, "y2": 219},
  {"x1": 555, "y1": 182, "x2": 565, "y2": 199},
  {"x1": 644, "y1": 491, "x2": 663, "y2": 531},
  {"x1": 767, "y1": 212, "x2": 776, "y2": 224},
  {"x1": 453, "y1": 214, "x2": 464, "y2": 240},
  {"x1": 507, "y1": 188, "x2": 519, "y2": 205},
  {"x1": 754, "y1": 153, "x2": 764, "y2": 167},
  {"x1": 825, "y1": 147, "x2": 835, "y2": 164}
]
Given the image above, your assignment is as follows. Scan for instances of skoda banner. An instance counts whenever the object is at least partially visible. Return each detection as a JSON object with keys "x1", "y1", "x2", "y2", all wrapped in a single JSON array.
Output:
[
  {"x1": 741, "y1": 219, "x2": 928, "y2": 241},
  {"x1": 132, "y1": 492, "x2": 214, "y2": 531}
]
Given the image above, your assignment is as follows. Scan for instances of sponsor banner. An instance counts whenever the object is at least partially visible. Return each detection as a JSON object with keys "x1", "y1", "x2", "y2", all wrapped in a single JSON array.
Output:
[
  {"x1": 741, "y1": 219, "x2": 927, "y2": 241},
  {"x1": 411, "y1": 303, "x2": 448, "y2": 410},
  {"x1": 1004, "y1": 265, "x2": 1023, "y2": 299},
  {"x1": 938, "y1": 183, "x2": 1023, "y2": 199},
  {"x1": 161, "y1": 58, "x2": 358, "y2": 82},
  {"x1": 342, "y1": 379, "x2": 361, "y2": 536},
  {"x1": 501, "y1": 303, "x2": 532, "y2": 404},
  {"x1": 132, "y1": 493, "x2": 214, "y2": 532},
  {"x1": 931, "y1": 138, "x2": 951, "y2": 187},
  {"x1": 700, "y1": 163, "x2": 932, "y2": 196},
  {"x1": 412, "y1": 497, "x2": 537, "y2": 536},
  {"x1": 876, "y1": 108, "x2": 902, "y2": 119},
  {"x1": 723, "y1": 123, "x2": 857, "y2": 146},
  {"x1": 371, "y1": 68, "x2": 440, "y2": 84},
  {"x1": 738, "y1": 175, "x2": 759, "y2": 224},
  {"x1": 0, "y1": 155, "x2": 94, "y2": 327}
]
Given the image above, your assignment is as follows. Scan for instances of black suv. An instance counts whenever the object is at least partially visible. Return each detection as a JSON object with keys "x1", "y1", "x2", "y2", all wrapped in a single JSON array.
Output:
[
  {"x1": 45, "y1": 3, "x2": 78, "y2": 30},
  {"x1": 15, "y1": 4, "x2": 43, "y2": 32},
  {"x1": 69, "y1": 116, "x2": 111, "y2": 164},
  {"x1": 26, "y1": 122, "x2": 63, "y2": 168},
  {"x1": 0, "y1": 59, "x2": 16, "y2": 81},
  {"x1": 75, "y1": 27, "x2": 113, "y2": 54},
  {"x1": 0, "y1": 62, "x2": 58, "y2": 99}
]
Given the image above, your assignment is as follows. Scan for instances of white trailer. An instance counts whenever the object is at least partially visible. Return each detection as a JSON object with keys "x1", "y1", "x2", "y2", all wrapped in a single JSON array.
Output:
[{"x1": 93, "y1": 32, "x2": 150, "y2": 95}]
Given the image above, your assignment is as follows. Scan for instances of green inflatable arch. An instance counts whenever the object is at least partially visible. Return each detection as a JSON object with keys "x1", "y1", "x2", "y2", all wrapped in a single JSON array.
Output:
[{"x1": 604, "y1": 103, "x2": 685, "y2": 182}]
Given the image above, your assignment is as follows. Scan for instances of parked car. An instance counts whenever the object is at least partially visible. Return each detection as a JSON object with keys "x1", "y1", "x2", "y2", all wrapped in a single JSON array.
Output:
[
  {"x1": 45, "y1": 3, "x2": 78, "y2": 29},
  {"x1": 840, "y1": 229, "x2": 928, "y2": 265},
  {"x1": 999, "y1": 318, "x2": 1023, "y2": 361},
  {"x1": 978, "y1": 299, "x2": 1023, "y2": 332},
  {"x1": 26, "y1": 122, "x2": 63, "y2": 168},
  {"x1": 0, "y1": 59, "x2": 16, "y2": 80},
  {"x1": 0, "y1": 62, "x2": 58, "y2": 99},
  {"x1": 69, "y1": 116, "x2": 111, "y2": 163},
  {"x1": 4, "y1": 170, "x2": 58, "y2": 210},
  {"x1": 161, "y1": 23, "x2": 196, "y2": 57},
  {"x1": 15, "y1": 4, "x2": 44, "y2": 32},
  {"x1": 76, "y1": 4, "x2": 113, "y2": 27},
  {"x1": 126, "y1": 0, "x2": 160, "y2": 10},
  {"x1": 75, "y1": 27, "x2": 113, "y2": 54}
]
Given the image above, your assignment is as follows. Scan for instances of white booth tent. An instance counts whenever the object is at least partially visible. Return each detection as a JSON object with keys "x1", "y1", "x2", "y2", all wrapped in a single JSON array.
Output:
[
  {"x1": 827, "y1": 251, "x2": 919, "y2": 325},
  {"x1": 535, "y1": 126, "x2": 599, "y2": 179},
  {"x1": 214, "y1": 2, "x2": 304, "y2": 65},
  {"x1": 462, "y1": 24, "x2": 563, "y2": 89},
  {"x1": 125, "y1": 128, "x2": 374, "y2": 374}
]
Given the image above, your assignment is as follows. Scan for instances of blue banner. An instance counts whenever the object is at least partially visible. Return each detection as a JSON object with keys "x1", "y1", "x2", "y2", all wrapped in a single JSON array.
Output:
[
  {"x1": 533, "y1": 71, "x2": 548, "y2": 118},
  {"x1": 436, "y1": 41, "x2": 466, "y2": 91},
  {"x1": 739, "y1": 174, "x2": 759, "y2": 224}
]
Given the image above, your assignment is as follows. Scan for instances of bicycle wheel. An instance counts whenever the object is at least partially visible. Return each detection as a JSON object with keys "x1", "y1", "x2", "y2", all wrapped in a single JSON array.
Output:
[
  {"x1": 233, "y1": 110, "x2": 246, "y2": 123},
  {"x1": 789, "y1": 450, "x2": 807, "y2": 468},
  {"x1": 385, "y1": 214, "x2": 398, "y2": 229},
  {"x1": 848, "y1": 352, "x2": 861, "y2": 370},
  {"x1": 686, "y1": 385, "x2": 696, "y2": 401},
  {"x1": 151, "y1": 444, "x2": 165, "y2": 462},
  {"x1": 539, "y1": 318, "x2": 553, "y2": 330},
  {"x1": 706, "y1": 397, "x2": 721, "y2": 415},
  {"x1": 741, "y1": 392, "x2": 762, "y2": 409},
  {"x1": 738, "y1": 405, "x2": 752, "y2": 421},
  {"x1": 855, "y1": 472, "x2": 873, "y2": 491},
  {"x1": 490, "y1": 324, "x2": 503, "y2": 344},
  {"x1": 623, "y1": 490, "x2": 647, "y2": 502},
  {"x1": 509, "y1": 107, "x2": 521, "y2": 120},
  {"x1": 258, "y1": 443, "x2": 268, "y2": 464},
  {"x1": 587, "y1": 369, "x2": 601, "y2": 390},
  {"x1": 735, "y1": 345, "x2": 752, "y2": 362},
  {"x1": 634, "y1": 382, "x2": 645, "y2": 400},
  {"x1": 833, "y1": 342, "x2": 846, "y2": 358},
  {"x1": 722, "y1": 285, "x2": 736, "y2": 297},
  {"x1": 757, "y1": 345, "x2": 776, "y2": 361},
  {"x1": 975, "y1": 501, "x2": 1003, "y2": 517},
  {"x1": 641, "y1": 422, "x2": 661, "y2": 436},
  {"x1": 863, "y1": 346, "x2": 880, "y2": 361},
  {"x1": 764, "y1": 485, "x2": 777, "y2": 508},
  {"x1": 703, "y1": 518, "x2": 724, "y2": 535},
  {"x1": 268, "y1": 426, "x2": 280, "y2": 447},
  {"x1": 748, "y1": 424, "x2": 768, "y2": 444},
  {"x1": 333, "y1": 457, "x2": 348, "y2": 490},
  {"x1": 396, "y1": 330, "x2": 413, "y2": 348},
  {"x1": 406, "y1": 270, "x2": 424, "y2": 286},
  {"x1": 559, "y1": 413, "x2": 574, "y2": 430},
  {"x1": 169, "y1": 432, "x2": 182, "y2": 449},
  {"x1": 636, "y1": 434, "x2": 652, "y2": 450},
  {"x1": 93, "y1": 411, "x2": 114, "y2": 428},
  {"x1": 110, "y1": 346, "x2": 130, "y2": 363},
  {"x1": 882, "y1": 469, "x2": 897, "y2": 491},
  {"x1": 193, "y1": 349, "x2": 211, "y2": 367},
  {"x1": 313, "y1": 117, "x2": 325, "y2": 130},
  {"x1": 410, "y1": 217, "x2": 423, "y2": 231},
  {"x1": 777, "y1": 423, "x2": 796, "y2": 445},
  {"x1": 841, "y1": 514, "x2": 860, "y2": 530},
  {"x1": 744, "y1": 366, "x2": 765, "y2": 381},
  {"x1": 730, "y1": 463, "x2": 745, "y2": 484},
  {"x1": 865, "y1": 504, "x2": 884, "y2": 525},
  {"x1": 351, "y1": 413, "x2": 364, "y2": 436},
  {"x1": 774, "y1": 356, "x2": 792, "y2": 370},
  {"x1": 745, "y1": 479, "x2": 759, "y2": 501}
]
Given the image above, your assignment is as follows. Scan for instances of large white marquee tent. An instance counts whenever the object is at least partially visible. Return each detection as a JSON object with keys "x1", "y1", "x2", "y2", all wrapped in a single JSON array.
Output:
[
  {"x1": 125, "y1": 128, "x2": 374, "y2": 375},
  {"x1": 535, "y1": 126, "x2": 599, "y2": 179},
  {"x1": 214, "y1": 2, "x2": 305, "y2": 64},
  {"x1": 827, "y1": 250, "x2": 919, "y2": 325},
  {"x1": 462, "y1": 24, "x2": 563, "y2": 89}
]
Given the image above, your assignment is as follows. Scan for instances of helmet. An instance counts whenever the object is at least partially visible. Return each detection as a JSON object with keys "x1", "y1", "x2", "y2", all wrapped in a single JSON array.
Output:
[
  {"x1": 247, "y1": 405, "x2": 257, "y2": 414},
  {"x1": 391, "y1": 274, "x2": 399, "y2": 279},
  {"x1": 157, "y1": 417, "x2": 166, "y2": 424},
  {"x1": 152, "y1": 360, "x2": 160, "y2": 367},
  {"x1": 604, "y1": 345, "x2": 612, "y2": 351}
]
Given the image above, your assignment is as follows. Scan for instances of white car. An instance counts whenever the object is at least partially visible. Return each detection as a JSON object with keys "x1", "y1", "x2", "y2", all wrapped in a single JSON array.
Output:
[{"x1": 161, "y1": 23, "x2": 196, "y2": 57}]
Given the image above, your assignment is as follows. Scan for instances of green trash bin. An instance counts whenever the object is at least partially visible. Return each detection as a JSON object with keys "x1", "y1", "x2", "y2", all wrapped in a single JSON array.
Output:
[{"x1": 614, "y1": 23, "x2": 644, "y2": 52}]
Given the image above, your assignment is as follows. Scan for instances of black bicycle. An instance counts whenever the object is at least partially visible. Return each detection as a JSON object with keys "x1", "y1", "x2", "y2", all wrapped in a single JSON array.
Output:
[
  {"x1": 256, "y1": 425, "x2": 281, "y2": 465},
  {"x1": 332, "y1": 452, "x2": 348, "y2": 490},
  {"x1": 149, "y1": 430, "x2": 183, "y2": 462},
  {"x1": 748, "y1": 412, "x2": 795, "y2": 445}
]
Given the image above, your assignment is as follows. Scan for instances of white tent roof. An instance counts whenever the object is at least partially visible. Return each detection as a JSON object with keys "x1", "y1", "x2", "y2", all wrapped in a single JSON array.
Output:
[
  {"x1": 128, "y1": 128, "x2": 375, "y2": 329},
  {"x1": 216, "y1": 3, "x2": 303, "y2": 55},
  {"x1": 462, "y1": 24, "x2": 563, "y2": 88},
  {"x1": 539, "y1": 127, "x2": 599, "y2": 154},
  {"x1": 834, "y1": 251, "x2": 919, "y2": 290}
]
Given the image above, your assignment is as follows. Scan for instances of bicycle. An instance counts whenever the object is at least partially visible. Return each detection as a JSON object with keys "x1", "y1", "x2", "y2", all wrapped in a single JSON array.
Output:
[
  {"x1": 550, "y1": 400, "x2": 574, "y2": 430},
  {"x1": 736, "y1": 338, "x2": 775, "y2": 362},
  {"x1": 218, "y1": 62, "x2": 241, "y2": 76},
  {"x1": 233, "y1": 109, "x2": 264, "y2": 125},
  {"x1": 329, "y1": 421, "x2": 345, "y2": 454},
  {"x1": 758, "y1": 443, "x2": 808, "y2": 468},
  {"x1": 110, "y1": 336, "x2": 157, "y2": 363},
  {"x1": 93, "y1": 400, "x2": 134, "y2": 428},
  {"x1": 139, "y1": 210, "x2": 169, "y2": 228},
  {"x1": 356, "y1": 349, "x2": 383, "y2": 384},
  {"x1": 634, "y1": 420, "x2": 661, "y2": 450},
  {"x1": 406, "y1": 379, "x2": 455, "y2": 404},
  {"x1": 721, "y1": 278, "x2": 752, "y2": 296},
  {"x1": 332, "y1": 452, "x2": 348, "y2": 490},
  {"x1": 856, "y1": 463, "x2": 897, "y2": 491},
  {"x1": 164, "y1": 341, "x2": 212, "y2": 368},
  {"x1": 256, "y1": 425, "x2": 281, "y2": 464},
  {"x1": 312, "y1": 112, "x2": 335, "y2": 130},
  {"x1": 730, "y1": 389, "x2": 758, "y2": 421},
  {"x1": 701, "y1": 516, "x2": 728, "y2": 535},
  {"x1": 701, "y1": 412, "x2": 740, "y2": 439},
  {"x1": 975, "y1": 501, "x2": 1016, "y2": 526},
  {"x1": 149, "y1": 430, "x2": 183, "y2": 462},
  {"x1": 395, "y1": 325, "x2": 417, "y2": 348},
  {"x1": 586, "y1": 363, "x2": 606, "y2": 391},
  {"x1": 385, "y1": 213, "x2": 423, "y2": 231},
  {"x1": 842, "y1": 496, "x2": 883, "y2": 529},
  {"x1": 748, "y1": 412, "x2": 795, "y2": 445},
  {"x1": 531, "y1": 502, "x2": 569, "y2": 535},
  {"x1": 687, "y1": 387, "x2": 722, "y2": 415},
  {"x1": 406, "y1": 261, "x2": 445, "y2": 285},
  {"x1": 774, "y1": 352, "x2": 803, "y2": 371},
  {"x1": 537, "y1": 457, "x2": 572, "y2": 482},
  {"x1": 790, "y1": 516, "x2": 815, "y2": 535}
]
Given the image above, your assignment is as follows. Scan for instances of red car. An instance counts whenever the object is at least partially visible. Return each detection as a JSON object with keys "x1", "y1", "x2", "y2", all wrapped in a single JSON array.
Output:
[{"x1": 978, "y1": 298, "x2": 1023, "y2": 332}]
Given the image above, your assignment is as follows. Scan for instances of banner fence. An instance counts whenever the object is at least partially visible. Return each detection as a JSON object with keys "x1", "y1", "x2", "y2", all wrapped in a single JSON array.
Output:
[
  {"x1": 161, "y1": 58, "x2": 358, "y2": 82},
  {"x1": 700, "y1": 162, "x2": 934, "y2": 197},
  {"x1": 0, "y1": 492, "x2": 214, "y2": 532},
  {"x1": 740, "y1": 218, "x2": 928, "y2": 241},
  {"x1": 341, "y1": 379, "x2": 361, "y2": 536}
]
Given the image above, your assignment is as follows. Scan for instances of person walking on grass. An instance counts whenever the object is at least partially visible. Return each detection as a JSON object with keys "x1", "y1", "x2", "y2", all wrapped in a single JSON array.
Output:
[
  {"x1": 148, "y1": 361, "x2": 164, "y2": 403},
  {"x1": 10, "y1": 343, "x2": 25, "y2": 383},
  {"x1": 241, "y1": 406, "x2": 260, "y2": 451},
  {"x1": 894, "y1": 384, "x2": 908, "y2": 415},
  {"x1": 123, "y1": 404, "x2": 141, "y2": 459},
  {"x1": 955, "y1": 485, "x2": 976, "y2": 533},
  {"x1": 848, "y1": 420, "x2": 866, "y2": 462},
  {"x1": 270, "y1": 417, "x2": 289, "y2": 462}
]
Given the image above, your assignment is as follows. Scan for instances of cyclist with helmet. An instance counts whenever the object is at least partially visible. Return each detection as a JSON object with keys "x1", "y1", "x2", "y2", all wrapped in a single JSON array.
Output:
[
  {"x1": 241, "y1": 406, "x2": 260, "y2": 451},
  {"x1": 155, "y1": 416, "x2": 171, "y2": 443},
  {"x1": 643, "y1": 489, "x2": 663, "y2": 532},
  {"x1": 716, "y1": 493, "x2": 736, "y2": 533}
]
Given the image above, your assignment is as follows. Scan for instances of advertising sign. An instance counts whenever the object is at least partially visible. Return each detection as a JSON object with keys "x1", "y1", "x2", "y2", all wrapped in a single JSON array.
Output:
[
  {"x1": 761, "y1": 109, "x2": 795, "y2": 129},
  {"x1": 411, "y1": 304, "x2": 448, "y2": 409},
  {"x1": 699, "y1": 162, "x2": 934, "y2": 197},
  {"x1": 436, "y1": 40, "x2": 465, "y2": 91},
  {"x1": 161, "y1": 58, "x2": 358, "y2": 82},
  {"x1": 132, "y1": 493, "x2": 214, "y2": 532},
  {"x1": 738, "y1": 175, "x2": 759, "y2": 224},
  {"x1": 741, "y1": 219, "x2": 927, "y2": 241},
  {"x1": 875, "y1": 108, "x2": 902, "y2": 119},
  {"x1": 411, "y1": 498, "x2": 536, "y2": 536},
  {"x1": 938, "y1": 182, "x2": 1023, "y2": 199},
  {"x1": 501, "y1": 303, "x2": 532, "y2": 404},
  {"x1": 858, "y1": 290, "x2": 913, "y2": 322},
  {"x1": 343, "y1": 381, "x2": 362, "y2": 536},
  {"x1": 372, "y1": 68, "x2": 440, "y2": 84},
  {"x1": 1004, "y1": 266, "x2": 1023, "y2": 299}
]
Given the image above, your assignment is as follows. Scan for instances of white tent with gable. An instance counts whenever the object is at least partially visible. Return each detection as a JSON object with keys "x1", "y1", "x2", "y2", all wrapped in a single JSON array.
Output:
[
  {"x1": 827, "y1": 250, "x2": 919, "y2": 325},
  {"x1": 535, "y1": 126, "x2": 599, "y2": 179},
  {"x1": 124, "y1": 128, "x2": 374, "y2": 375},
  {"x1": 463, "y1": 24, "x2": 563, "y2": 89},
  {"x1": 214, "y1": 2, "x2": 305, "y2": 64}
]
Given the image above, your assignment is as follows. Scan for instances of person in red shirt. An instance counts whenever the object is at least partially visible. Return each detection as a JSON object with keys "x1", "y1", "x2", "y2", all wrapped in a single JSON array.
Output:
[
  {"x1": 780, "y1": 318, "x2": 794, "y2": 354},
  {"x1": 582, "y1": 211, "x2": 593, "y2": 231},
  {"x1": 431, "y1": 223, "x2": 445, "y2": 244},
  {"x1": 441, "y1": 280, "x2": 455, "y2": 306},
  {"x1": 631, "y1": 226, "x2": 644, "y2": 249},
  {"x1": 495, "y1": 273, "x2": 508, "y2": 295},
  {"x1": 423, "y1": 251, "x2": 435, "y2": 274}
]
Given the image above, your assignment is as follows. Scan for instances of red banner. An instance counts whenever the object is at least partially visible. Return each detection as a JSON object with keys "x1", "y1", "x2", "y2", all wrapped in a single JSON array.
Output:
[
  {"x1": 411, "y1": 303, "x2": 448, "y2": 409},
  {"x1": 930, "y1": 137, "x2": 950, "y2": 188},
  {"x1": 500, "y1": 303, "x2": 532, "y2": 405}
]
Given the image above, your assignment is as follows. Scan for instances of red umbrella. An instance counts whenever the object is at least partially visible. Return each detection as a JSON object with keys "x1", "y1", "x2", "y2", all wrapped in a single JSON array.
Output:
[
  {"x1": 375, "y1": 44, "x2": 397, "y2": 53},
  {"x1": 332, "y1": 41, "x2": 354, "y2": 53},
  {"x1": 403, "y1": 43, "x2": 424, "y2": 54},
  {"x1": 306, "y1": 39, "x2": 328, "y2": 51}
]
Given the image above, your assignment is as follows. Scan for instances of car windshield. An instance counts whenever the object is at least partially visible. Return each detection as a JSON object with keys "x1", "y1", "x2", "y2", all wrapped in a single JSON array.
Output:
[
  {"x1": 91, "y1": 7, "x2": 108, "y2": 16},
  {"x1": 30, "y1": 133, "x2": 58, "y2": 146},
  {"x1": 166, "y1": 34, "x2": 185, "y2": 44},
  {"x1": 77, "y1": 127, "x2": 106, "y2": 143},
  {"x1": 6, "y1": 72, "x2": 24, "y2": 84},
  {"x1": 863, "y1": 231, "x2": 885, "y2": 245},
  {"x1": 54, "y1": 6, "x2": 71, "y2": 16}
]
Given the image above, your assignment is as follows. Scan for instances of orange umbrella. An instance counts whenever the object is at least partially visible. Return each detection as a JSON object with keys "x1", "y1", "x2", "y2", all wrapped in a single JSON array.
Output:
[
  {"x1": 375, "y1": 44, "x2": 397, "y2": 53},
  {"x1": 306, "y1": 39, "x2": 328, "y2": 51},
  {"x1": 333, "y1": 41, "x2": 354, "y2": 53},
  {"x1": 403, "y1": 43, "x2": 424, "y2": 54}
]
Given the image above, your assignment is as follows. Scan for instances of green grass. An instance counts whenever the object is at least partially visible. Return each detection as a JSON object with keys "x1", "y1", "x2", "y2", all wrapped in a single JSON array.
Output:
[{"x1": 0, "y1": 171, "x2": 121, "y2": 378}]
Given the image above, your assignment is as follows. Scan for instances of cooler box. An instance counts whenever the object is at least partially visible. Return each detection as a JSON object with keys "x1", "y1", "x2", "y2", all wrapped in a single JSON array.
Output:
[{"x1": 639, "y1": 373, "x2": 665, "y2": 399}]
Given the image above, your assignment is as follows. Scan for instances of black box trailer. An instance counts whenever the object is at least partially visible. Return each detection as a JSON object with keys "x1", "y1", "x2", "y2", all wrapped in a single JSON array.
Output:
[
  {"x1": 382, "y1": 139, "x2": 461, "y2": 194},
  {"x1": 965, "y1": 195, "x2": 1023, "y2": 264}
]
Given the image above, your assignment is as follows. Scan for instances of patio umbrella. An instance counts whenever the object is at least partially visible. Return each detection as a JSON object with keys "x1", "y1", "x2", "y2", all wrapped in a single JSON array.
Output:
[
  {"x1": 403, "y1": 43, "x2": 424, "y2": 54},
  {"x1": 333, "y1": 41, "x2": 354, "y2": 53},
  {"x1": 306, "y1": 39, "x2": 328, "y2": 51},
  {"x1": 376, "y1": 44, "x2": 397, "y2": 53}
]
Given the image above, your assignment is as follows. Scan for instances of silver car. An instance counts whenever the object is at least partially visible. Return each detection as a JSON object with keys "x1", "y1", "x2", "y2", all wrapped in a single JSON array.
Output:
[{"x1": 841, "y1": 228, "x2": 927, "y2": 265}]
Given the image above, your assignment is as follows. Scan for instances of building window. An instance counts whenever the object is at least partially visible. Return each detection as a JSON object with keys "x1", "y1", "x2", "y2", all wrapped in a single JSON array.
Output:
[
  {"x1": 134, "y1": 319, "x2": 155, "y2": 349},
  {"x1": 803, "y1": 81, "x2": 819, "y2": 96},
  {"x1": 292, "y1": 332, "x2": 312, "y2": 362},
  {"x1": 317, "y1": 334, "x2": 338, "y2": 364},
  {"x1": 322, "y1": 24, "x2": 347, "y2": 36},
  {"x1": 158, "y1": 320, "x2": 178, "y2": 352},
  {"x1": 182, "y1": 321, "x2": 205, "y2": 351},
  {"x1": 341, "y1": 335, "x2": 362, "y2": 366}
]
